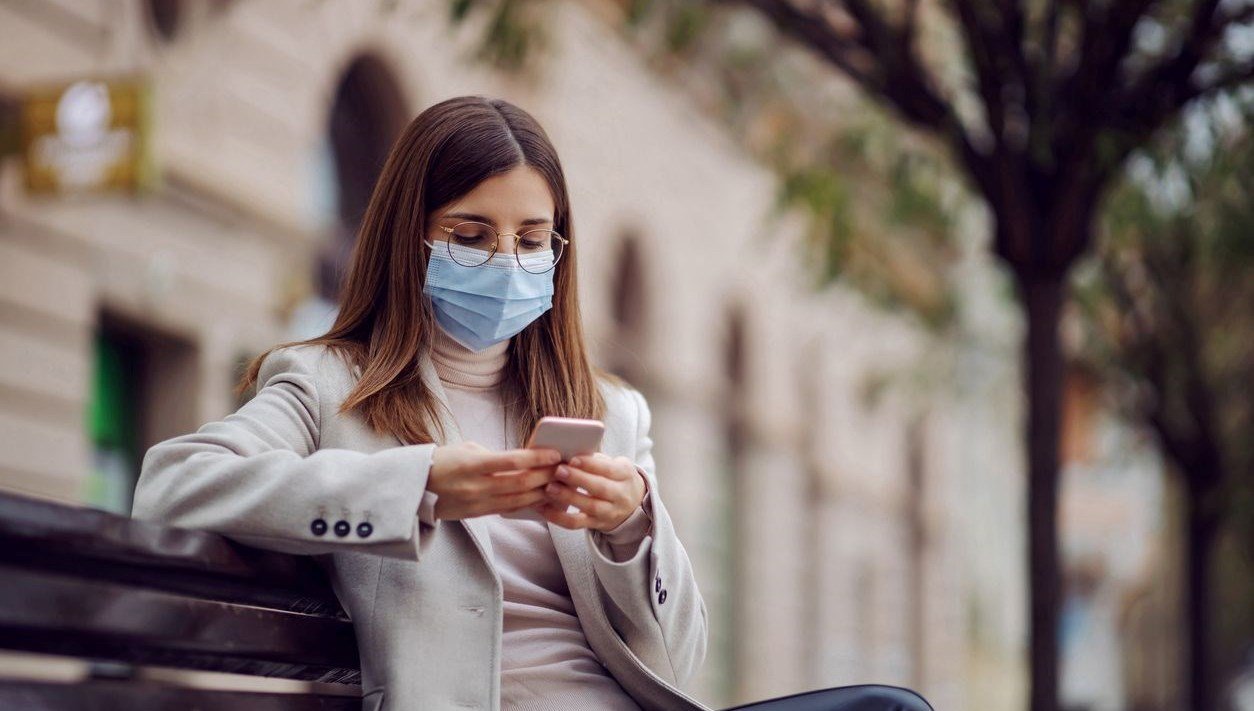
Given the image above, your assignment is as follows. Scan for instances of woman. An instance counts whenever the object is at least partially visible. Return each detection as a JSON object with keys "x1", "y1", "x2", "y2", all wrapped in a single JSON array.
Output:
[
  {"x1": 132, "y1": 96, "x2": 937, "y2": 711},
  {"x1": 132, "y1": 95, "x2": 710, "y2": 711}
]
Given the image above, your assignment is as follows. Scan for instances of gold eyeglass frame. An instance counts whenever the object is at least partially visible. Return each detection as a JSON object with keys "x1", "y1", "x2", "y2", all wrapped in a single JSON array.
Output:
[{"x1": 435, "y1": 221, "x2": 569, "y2": 274}]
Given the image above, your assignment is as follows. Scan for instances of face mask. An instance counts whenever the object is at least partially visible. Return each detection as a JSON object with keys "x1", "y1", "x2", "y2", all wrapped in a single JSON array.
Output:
[{"x1": 423, "y1": 240, "x2": 556, "y2": 352}]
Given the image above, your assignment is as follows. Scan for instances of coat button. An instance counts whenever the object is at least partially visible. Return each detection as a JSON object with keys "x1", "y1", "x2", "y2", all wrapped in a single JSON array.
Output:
[
  {"x1": 310, "y1": 518, "x2": 328, "y2": 536},
  {"x1": 658, "y1": 589, "x2": 667, "y2": 605},
  {"x1": 357, "y1": 522, "x2": 374, "y2": 538},
  {"x1": 655, "y1": 577, "x2": 662, "y2": 593},
  {"x1": 334, "y1": 520, "x2": 351, "y2": 537}
]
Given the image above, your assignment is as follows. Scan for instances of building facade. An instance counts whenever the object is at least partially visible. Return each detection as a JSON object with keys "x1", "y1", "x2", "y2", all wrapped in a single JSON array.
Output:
[{"x1": 0, "y1": 1, "x2": 1109, "y2": 709}]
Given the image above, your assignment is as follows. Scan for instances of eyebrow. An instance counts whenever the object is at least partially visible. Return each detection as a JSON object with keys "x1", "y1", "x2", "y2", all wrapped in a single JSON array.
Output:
[{"x1": 442, "y1": 211, "x2": 553, "y2": 227}]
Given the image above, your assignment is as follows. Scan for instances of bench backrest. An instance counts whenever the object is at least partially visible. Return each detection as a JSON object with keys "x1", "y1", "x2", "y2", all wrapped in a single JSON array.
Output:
[{"x1": 0, "y1": 490, "x2": 362, "y2": 708}]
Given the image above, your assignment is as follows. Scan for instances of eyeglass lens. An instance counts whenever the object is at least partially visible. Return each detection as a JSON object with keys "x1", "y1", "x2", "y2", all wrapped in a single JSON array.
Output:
[{"x1": 444, "y1": 222, "x2": 564, "y2": 273}]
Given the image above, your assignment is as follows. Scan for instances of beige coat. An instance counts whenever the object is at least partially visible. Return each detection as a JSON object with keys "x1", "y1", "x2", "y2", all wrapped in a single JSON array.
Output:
[{"x1": 132, "y1": 344, "x2": 711, "y2": 711}]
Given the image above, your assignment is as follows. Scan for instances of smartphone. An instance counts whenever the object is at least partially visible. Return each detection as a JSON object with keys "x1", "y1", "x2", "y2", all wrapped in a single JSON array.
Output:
[
  {"x1": 500, "y1": 416, "x2": 606, "y2": 521},
  {"x1": 525, "y1": 416, "x2": 606, "y2": 462}
]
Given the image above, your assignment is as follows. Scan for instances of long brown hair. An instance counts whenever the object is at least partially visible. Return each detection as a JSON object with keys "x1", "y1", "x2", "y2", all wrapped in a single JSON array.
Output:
[{"x1": 236, "y1": 95, "x2": 623, "y2": 445}]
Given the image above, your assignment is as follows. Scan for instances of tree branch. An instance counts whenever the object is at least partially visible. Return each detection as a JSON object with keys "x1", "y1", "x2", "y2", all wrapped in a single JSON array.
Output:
[
  {"x1": 723, "y1": 0, "x2": 996, "y2": 196},
  {"x1": 731, "y1": 0, "x2": 880, "y2": 91},
  {"x1": 1054, "y1": 0, "x2": 1155, "y2": 158},
  {"x1": 1116, "y1": 0, "x2": 1224, "y2": 119},
  {"x1": 901, "y1": 0, "x2": 921, "y2": 47},
  {"x1": 1111, "y1": 3, "x2": 1252, "y2": 147},
  {"x1": 995, "y1": 0, "x2": 1036, "y2": 121},
  {"x1": 948, "y1": 0, "x2": 1010, "y2": 140}
]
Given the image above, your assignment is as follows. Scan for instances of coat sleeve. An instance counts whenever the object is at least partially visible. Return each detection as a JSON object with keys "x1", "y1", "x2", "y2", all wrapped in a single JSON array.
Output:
[
  {"x1": 585, "y1": 386, "x2": 709, "y2": 688},
  {"x1": 131, "y1": 345, "x2": 440, "y2": 562}
]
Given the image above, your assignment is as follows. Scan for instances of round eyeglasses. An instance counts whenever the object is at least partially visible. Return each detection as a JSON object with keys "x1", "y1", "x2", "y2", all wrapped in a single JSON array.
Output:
[{"x1": 432, "y1": 221, "x2": 567, "y2": 274}]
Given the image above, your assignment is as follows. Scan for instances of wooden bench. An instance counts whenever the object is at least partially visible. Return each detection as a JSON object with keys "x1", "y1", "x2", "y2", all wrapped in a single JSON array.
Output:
[
  {"x1": 0, "y1": 490, "x2": 936, "y2": 711},
  {"x1": 0, "y1": 490, "x2": 363, "y2": 709}
]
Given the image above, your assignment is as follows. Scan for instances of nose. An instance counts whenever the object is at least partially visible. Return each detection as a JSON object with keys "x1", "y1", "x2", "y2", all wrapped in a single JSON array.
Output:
[{"x1": 495, "y1": 231, "x2": 524, "y2": 254}]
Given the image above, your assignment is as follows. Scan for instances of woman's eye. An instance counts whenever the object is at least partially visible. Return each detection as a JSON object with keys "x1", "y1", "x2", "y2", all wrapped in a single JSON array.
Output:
[{"x1": 520, "y1": 240, "x2": 544, "y2": 250}]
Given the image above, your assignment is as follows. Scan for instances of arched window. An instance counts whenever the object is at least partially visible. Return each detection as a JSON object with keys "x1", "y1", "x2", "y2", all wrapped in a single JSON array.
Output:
[
  {"x1": 606, "y1": 235, "x2": 649, "y2": 385},
  {"x1": 326, "y1": 55, "x2": 407, "y2": 232},
  {"x1": 292, "y1": 55, "x2": 406, "y2": 340},
  {"x1": 711, "y1": 302, "x2": 750, "y2": 703},
  {"x1": 144, "y1": 0, "x2": 185, "y2": 42},
  {"x1": 905, "y1": 415, "x2": 928, "y2": 688},
  {"x1": 798, "y1": 338, "x2": 829, "y2": 686}
]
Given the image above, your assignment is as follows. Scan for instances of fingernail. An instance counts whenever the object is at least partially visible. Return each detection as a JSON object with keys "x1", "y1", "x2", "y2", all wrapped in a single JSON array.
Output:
[
  {"x1": 556, "y1": 466, "x2": 570, "y2": 479},
  {"x1": 546, "y1": 483, "x2": 559, "y2": 493},
  {"x1": 569, "y1": 457, "x2": 580, "y2": 467}
]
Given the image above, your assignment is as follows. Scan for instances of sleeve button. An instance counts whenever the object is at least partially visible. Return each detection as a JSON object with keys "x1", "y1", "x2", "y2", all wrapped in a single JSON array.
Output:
[
  {"x1": 333, "y1": 520, "x2": 351, "y2": 537},
  {"x1": 655, "y1": 577, "x2": 662, "y2": 593},
  {"x1": 356, "y1": 522, "x2": 374, "y2": 538},
  {"x1": 658, "y1": 589, "x2": 668, "y2": 605},
  {"x1": 310, "y1": 519, "x2": 328, "y2": 536}
]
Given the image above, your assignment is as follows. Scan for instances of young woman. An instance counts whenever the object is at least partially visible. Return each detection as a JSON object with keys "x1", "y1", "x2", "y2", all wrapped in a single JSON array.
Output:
[
  {"x1": 132, "y1": 95, "x2": 710, "y2": 711},
  {"x1": 132, "y1": 95, "x2": 937, "y2": 711}
]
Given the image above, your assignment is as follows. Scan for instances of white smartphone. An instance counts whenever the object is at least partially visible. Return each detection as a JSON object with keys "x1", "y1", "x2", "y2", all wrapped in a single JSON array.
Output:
[
  {"x1": 500, "y1": 416, "x2": 606, "y2": 521},
  {"x1": 525, "y1": 416, "x2": 606, "y2": 462}
]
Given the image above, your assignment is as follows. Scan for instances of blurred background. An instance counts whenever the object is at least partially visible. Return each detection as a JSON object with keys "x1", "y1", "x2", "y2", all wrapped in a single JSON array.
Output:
[{"x1": 0, "y1": 1, "x2": 1250, "y2": 710}]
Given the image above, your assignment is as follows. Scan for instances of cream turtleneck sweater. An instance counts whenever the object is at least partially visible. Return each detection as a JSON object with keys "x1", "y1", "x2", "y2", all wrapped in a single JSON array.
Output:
[{"x1": 420, "y1": 324, "x2": 654, "y2": 711}]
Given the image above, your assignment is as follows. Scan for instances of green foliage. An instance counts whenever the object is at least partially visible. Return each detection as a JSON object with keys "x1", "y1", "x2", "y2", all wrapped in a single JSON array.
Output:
[
  {"x1": 776, "y1": 160, "x2": 855, "y2": 278},
  {"x1": 446, "y1": 0, "x2": 964, "y2": 331},
  {"x1": 1072, "y1": 94, "x2": 1254, "y2": 700},
  {"x1": 449, "y1": 0, "x2": 475, "y2": 22},
  {"x1": 619, "y1": 2, "x2": 962, "y2": 331},
  {"x1": 624, "y1": 0, "x2": 654, "y2": 27},
  {"x1": 664, "y1": 3, "x2": 710, "y2": 55},
  {"x1": 768, "y1": 119, "x2": 960, "y2": 330},
  {"x1": 885, "y1": 151, "x2": 952, "y2": 238},
  {"x1": 446, "y1": 0, "x2": 550, "y2": 74},
  {"x1": 1074, "y1": 102, "x2": 1254, "y2": 545}
]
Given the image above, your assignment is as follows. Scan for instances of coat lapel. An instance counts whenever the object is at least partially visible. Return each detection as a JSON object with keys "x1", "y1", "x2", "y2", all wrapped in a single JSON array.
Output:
[{"x1": 546, "y1": 518, "x2": 591, "y2": 588}]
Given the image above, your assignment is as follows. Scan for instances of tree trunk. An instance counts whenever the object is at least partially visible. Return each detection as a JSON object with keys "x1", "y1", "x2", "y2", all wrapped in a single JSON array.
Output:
[
  {"x1": 1185, "y1": 489, "x2": 1219, "y2": 711},
  {"x1": 1020, "y1": 274, "x2": 1064, "y2": 711}
]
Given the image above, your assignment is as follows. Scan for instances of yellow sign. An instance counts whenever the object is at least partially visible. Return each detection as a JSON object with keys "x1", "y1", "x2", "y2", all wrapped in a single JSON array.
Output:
[{"x1": 20, "y1": 77, "x2": 153, "y2": 195}]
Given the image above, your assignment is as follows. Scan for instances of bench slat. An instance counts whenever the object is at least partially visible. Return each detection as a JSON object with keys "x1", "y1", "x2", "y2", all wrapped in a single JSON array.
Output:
[
  {"x1": 0, "y1": 492, "x2": 345, "y2": 619},
  {"x1": 0, "y1": 679, "x2": 361, "y2": 710},
  {"x1": 0, "y1": 565, "x2": 361, "y2": 685}
]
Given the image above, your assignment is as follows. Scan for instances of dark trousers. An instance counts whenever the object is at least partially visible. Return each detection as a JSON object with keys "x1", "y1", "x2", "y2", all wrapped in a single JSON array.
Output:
[{"x1": 722, "y1": 684, "x2": 935, "y2": 711}]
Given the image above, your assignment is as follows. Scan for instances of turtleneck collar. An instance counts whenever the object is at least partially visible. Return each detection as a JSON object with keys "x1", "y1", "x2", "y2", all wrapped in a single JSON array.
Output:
[{"x1": 429, "y1": 323, "x2": 510, "y2": 390}]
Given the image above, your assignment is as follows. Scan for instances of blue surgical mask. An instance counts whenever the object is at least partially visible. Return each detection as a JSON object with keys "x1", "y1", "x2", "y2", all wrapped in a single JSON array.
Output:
[{"x1": 423, "y1": 241, "x2": 556, "y2": 352}]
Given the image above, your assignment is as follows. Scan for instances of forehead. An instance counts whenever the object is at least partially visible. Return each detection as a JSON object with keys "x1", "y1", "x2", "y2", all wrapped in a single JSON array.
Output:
[{"x1": 437, "y1": 165, "x2": 555, "y2": 225}]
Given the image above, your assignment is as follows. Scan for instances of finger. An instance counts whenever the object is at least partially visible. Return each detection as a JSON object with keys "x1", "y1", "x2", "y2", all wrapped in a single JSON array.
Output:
[
  {"x1": 490, "y1": 489, "x2": 548, "y2": 514},
  {"x1": 483, "y1": 466, "x2": 555, "y2": 495},
  {"x1": 544, "y1": 481, "x2": 615, "y2": 519},
  {"x1": 463, "y1": 448, "x2": 562, "y2": 476},
  {"x1": 488, "y1": 462, "x2": 558, "y2": 477},
  {"x1": 568, "y1": 453, "x2": 633, "y2": 480},
  {"x1": 552, "y1": 465, "x2": 616, "y2": 499},
  {"x1": 502, "y1": 494, "x2": 547, "y2": 513},
  {"x1": 468, "y1": 488, "x2": 545, "y2": 518},
  {"x1": 535, "y1": 501, "x2": 593, "y2": 530}
]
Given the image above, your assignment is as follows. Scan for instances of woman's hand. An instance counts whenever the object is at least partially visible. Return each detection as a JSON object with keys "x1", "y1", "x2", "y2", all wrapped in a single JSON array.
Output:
[
  {"x1": 536, "y1": 453, "x2": 647, "y2": 532},
  {"x1": 428, "y1": 442, "x2": 562, "y2": 521}
]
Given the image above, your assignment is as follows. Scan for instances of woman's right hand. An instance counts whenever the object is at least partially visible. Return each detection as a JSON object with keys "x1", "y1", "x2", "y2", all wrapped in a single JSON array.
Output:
[{"x1": 427, "y1": 442, "x2": 563, "y2": 521}]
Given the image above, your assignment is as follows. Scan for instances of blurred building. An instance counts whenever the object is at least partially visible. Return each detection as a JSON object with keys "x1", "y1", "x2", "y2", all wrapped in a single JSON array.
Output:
[{"x1": 0, "y1": 1, "x2": 1172, "y2": 710}]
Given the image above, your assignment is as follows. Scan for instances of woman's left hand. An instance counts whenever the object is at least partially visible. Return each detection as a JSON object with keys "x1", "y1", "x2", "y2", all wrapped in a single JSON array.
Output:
[{"x1": 536, "y1": 452, "x2": 647, "y2": 532}]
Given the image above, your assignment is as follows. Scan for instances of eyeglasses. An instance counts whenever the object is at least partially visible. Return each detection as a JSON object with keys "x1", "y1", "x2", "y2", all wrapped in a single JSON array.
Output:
[{"x1": 431, "y1": 221, "x2": 568, "y2": 274}]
